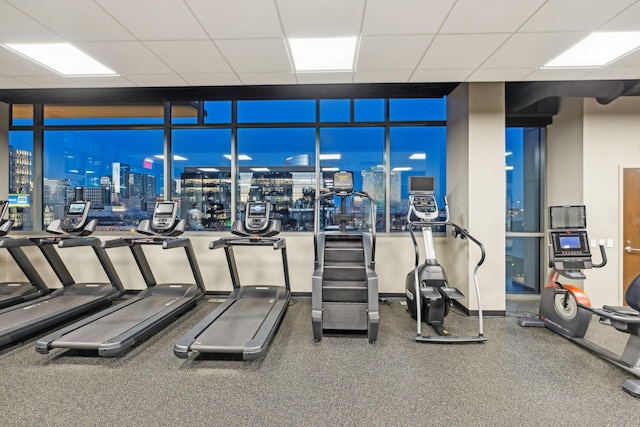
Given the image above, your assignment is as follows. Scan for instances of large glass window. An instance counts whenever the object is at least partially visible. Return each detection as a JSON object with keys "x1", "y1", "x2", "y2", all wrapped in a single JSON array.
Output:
[
  {"x1": 320, "y1": 127, "x2": 385, "y2": 231},
  {"x1": 389, "y1": 126, "x2": 447, "y2": 231},
  {"x1": 43, "y1": 129, "x2": 163, "y2": 230},
  {"x1": 43, "y1": 105, "x2": 164, "y2": 126},
  {"x1": 505, "y1": 127, "x2": 544, "y2": 294},
  {"x1": 7, "y1": 131, "x2": 33, "y2": 230},
  {"x1": 173, "y1": 129, "x2": 232, "y2": 231},
  {"x1": 237, "y1": 127, "x2": 316, "y2": 231}
]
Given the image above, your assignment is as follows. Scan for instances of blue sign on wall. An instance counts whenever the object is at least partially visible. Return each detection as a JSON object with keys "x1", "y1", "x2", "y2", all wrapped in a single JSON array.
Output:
[{"x1": 8, "y1": 194, "x2": 30, "y2": 207}]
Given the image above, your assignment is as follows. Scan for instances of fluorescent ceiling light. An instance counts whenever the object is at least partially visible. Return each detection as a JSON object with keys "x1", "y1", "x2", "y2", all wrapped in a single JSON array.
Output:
[
  {"x1": 3, "y1": 43, "x2": 116, "y2": 76},
  {"x1": 544, "y1": 32, "x2": 640, "y2": 68},
  {"x1": 322, "y1": 167, "x2": 340, "y2": 172},
  {"x1": 320, "y1": 153, "x2": 341, "y2": 160},
  {"x1": 224, "y1": 154, "x2": 252, "y2": 161},
  {"x1": 409, "y1": 153, "x2": 426, "y2": 160},
  {"x1": 289, "y1": 37, "x2": 357, "y2": 72},
  {"x1": 251, "y1": 168, "x2": 270, "y2": 172},
  {"x1": 198, "y1": 168, "x2": 219, "y2": 172},
  {"x1": 392, "y1": 167, "x2": 412, "y2": 172},
  {"x1": 505, "y1": 152, "x2": 512, "y2": 156},
  {"x1": 154, "y1": 154, "x2": 188, "y2": 161},
  {"x1": 505, "y1": 165, "x2": 514, "y2": 171}
]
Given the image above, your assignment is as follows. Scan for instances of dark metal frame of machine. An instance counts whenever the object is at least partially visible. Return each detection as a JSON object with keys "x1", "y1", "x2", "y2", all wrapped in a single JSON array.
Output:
[
  {"x1": 405, "y1": 176, "x2": 487, "y2": 343},
  {"x1": 311, "y1": 171, "x2": 379, "y2": 343},
  {"x1": 174, "y1": 201, "x2": 291, "y2": 361},
  {"x1": 0, "y1": 201, "x2": 124, "y2": 348},
  {"x1": 36, "y1": 201, "x2": 205, "y2": 357},
  {"x1": 519, "y1": 205, "x2": 640, "y2": 397},
  {"x1": 0, "y1": 200, "x2": 50, "y2": 309}
]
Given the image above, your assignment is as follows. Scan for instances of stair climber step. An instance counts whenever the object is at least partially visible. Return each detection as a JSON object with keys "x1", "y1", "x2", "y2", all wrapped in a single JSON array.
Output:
[
  {"x1": 323, "y1": 280, "x2": 368, "y2": 302},
  {"x1": 323, "y1": 264, "x2": 366, "y2": 281},
  {"x1": 323, "y1": 247, "x2": 365, "y2": 263}
]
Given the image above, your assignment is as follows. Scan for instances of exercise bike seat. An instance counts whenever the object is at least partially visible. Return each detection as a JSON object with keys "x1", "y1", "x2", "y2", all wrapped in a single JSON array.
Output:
[{"x1": 626, "y1": 273, "x2": 640, "y2": 312}]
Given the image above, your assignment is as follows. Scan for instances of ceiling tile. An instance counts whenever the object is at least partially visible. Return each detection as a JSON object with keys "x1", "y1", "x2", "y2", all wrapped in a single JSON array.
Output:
[
  {"x1": 75, "y1": 41, "x2": 175, "y2": 74},
  {"x1": 418, "y1": 34, "x2": 510, "y2": 70},
  {"x1": 0, "y1": 76, "x2": 32, "y2": 88},
  {"x1": 353, "y1": 70, "x2": 412, "y2": 83},
  {"x1": 600, "y1": 1, "x2": 640, "y2": 31},
  {"x1": 483, "y1": 32, "x2": 588, "y2": 69},
  {"x1": 357, "y1": 35, "x2": 432, "y2": 70},
  {"x1": 6, "y1": 0, "x2": 133, "y2": 42},
  {"x1": 362, "y1": 0, "x2": 454, "y2": 35},
  {"x1": 297, "y1": 72, "x2": 354, "y2": 84},
  {"x1": 520, "y1": 0, "x2": 636, "y2": 32},
  {"x1": 95, "y1": 0, "x2": 208, "y2": 40},
  {"x1": 611, "y1": 50, "x2": 640, "y2": 67},
  {"x1": 526, "y1": 68, "x2": 595, "y2": 81},
  {"x1": 277, "y1": 0, "x2": 365, "y2": 37},
  {"x1": 238, "y1": 72, "x2": 297, "y2": 85},
  {"x1": 216, "y1": 39, "x2": 291, "y2": 73},
  {"x1": 581, "y1": 66, "x2": 640, "y2": 80},
  {"x1": 125, "y1": 74, "x2": 189, "y2": 87},
  {"x1": 0, "y1": 1, "x2": 62, "y2": 43},
  {"x1": 144, "y1": 41, "x2": 232, "y2": 74},
  {"x1": 75, "y1": 76, "x2": 136, "y2": 88},
  {"x1": 441, "y1": 0, "x2": 546, "y2": 34},
  {"x1": 181, "y1": 73, "x2": 243, "y2": 86},
  {"x1": 15, "y1": 76, "x2": 86, "y2": 88},
  {"x1": 410, "y1": 69, "x2": 473, "y2": 82},
  {"x1": 467, "y1": 68, "x2": 536, "y2": 82},
  {"x1": 187, "y1": 0, "x2": 283, "y2": 39}
]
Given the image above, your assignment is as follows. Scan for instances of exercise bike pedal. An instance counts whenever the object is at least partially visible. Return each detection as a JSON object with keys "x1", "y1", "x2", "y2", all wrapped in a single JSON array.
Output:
[
  {"x1": 420, "y1": 286, "x2": 442, "y2": 300},
  {"x1": 439, "y1": 287, "x2": 464, "y2": 299}
]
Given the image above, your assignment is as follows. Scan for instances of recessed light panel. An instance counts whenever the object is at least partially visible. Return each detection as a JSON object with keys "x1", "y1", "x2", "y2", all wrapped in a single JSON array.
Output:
[
  {"x1": 3, "y1": 43, "x2": 116, "y2": 76},
  {"x1": 544, "y1": 32, "x2": 640, "y2": 68},
  {"x1": 289, "y1": 37, "x2": 357, "y2": 72}
]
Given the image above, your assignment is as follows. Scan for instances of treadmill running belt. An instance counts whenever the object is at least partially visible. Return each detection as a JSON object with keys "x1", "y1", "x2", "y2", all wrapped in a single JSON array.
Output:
[
  {"x1": 191, "y1": 297, "x2": 277, "y2": 350},
  {"x1": 0, "y1": 295, "x2": 100, "y2": 332}
]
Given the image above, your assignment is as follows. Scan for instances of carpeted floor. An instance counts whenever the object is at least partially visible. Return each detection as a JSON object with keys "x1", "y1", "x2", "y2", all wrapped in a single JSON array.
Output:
[{"x1": 0, "y1": 296, "x2": 638, "y2": 427}]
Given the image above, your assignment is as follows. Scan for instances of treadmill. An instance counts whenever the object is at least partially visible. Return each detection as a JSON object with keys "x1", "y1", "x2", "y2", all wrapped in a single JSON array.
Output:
[
  {"x1": 0, "y1": 200, "x2": 49, "y2": 309},
  {"x1": 174, "y1": 201, "x2": 290, "y2": 361},
  {"x1": 36, "y1": 201, "x2": 205, "y2": 357},
  {"x1": 0, "y1": 201, "x2": 124, "y2": 347}
]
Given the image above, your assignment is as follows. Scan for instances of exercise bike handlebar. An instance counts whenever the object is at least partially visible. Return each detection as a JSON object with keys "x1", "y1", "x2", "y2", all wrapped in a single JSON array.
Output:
[{"x1": 593, "y1": 244, "x2": 607, "y2": 268}]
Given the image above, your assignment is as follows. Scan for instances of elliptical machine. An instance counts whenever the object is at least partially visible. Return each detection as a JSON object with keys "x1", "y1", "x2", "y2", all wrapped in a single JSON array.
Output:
[
  {"x1": 519, "y1": 205, "x2": 640, "y2": 397},
  {"x1": 404, "y1": 176, "x2": 487, "y2": 343}
]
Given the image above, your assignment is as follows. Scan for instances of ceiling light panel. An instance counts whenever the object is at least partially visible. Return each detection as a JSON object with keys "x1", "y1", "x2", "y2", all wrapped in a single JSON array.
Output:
[
  {"x1": 289, "y1": 37, "x2": 357, "y2": 72},
  {"x1": 544, "y1": 32, "x2": 640, "y2": 68},
  {"x1": 3, "y1": 43, "x2": 116, "y2": 76}
]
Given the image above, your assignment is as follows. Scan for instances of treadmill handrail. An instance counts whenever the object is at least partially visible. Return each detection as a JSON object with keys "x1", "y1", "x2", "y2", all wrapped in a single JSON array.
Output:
[
  {"x1": 57, "y1": 236, "x2": 102, "y2": 249},
  {"x1": 210, "y1": 236, "x2": 286, "y2": 250},
  {"x1": 0, "y1": 236, "x2": 38, "y2": 249}
]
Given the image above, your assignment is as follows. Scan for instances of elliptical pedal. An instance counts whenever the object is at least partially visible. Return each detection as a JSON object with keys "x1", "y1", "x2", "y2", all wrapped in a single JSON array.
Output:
[
  {"x1": 439, "y1": 287, "x2": 464, "y2": 299},
  {"x1": 420, "y1": 286, "x2": 442, "y2": 300}
]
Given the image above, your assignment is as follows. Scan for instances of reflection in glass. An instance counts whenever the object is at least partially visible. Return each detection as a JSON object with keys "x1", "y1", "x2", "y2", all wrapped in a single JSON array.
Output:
[
  {"x1": 43, "y1": 129, "x2": 163, "y2": 231},
  {"x1": 506, "y1": 237, "x2": 541, "y2": 294},
  {"x1": 7, "y1": 131, "x2": 33, "y2": 230}
]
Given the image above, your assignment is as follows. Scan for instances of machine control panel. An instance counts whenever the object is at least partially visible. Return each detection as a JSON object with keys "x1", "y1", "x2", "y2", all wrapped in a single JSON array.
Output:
[
  {"x1": 61, "y1": 201, "x2": 90, "y2": 232},
  {"x1": 410, "y1": 195, "x2": 439, "y2": 221},
  {"x1": 245, "y1": 201, "x2": 270, "y2": 232},
  {"x1": 152, "y1": 201, "x2": 178, "y2": 231},
  {"x1": 332, "y1": 171, "x2": 354, "y2": 194}
]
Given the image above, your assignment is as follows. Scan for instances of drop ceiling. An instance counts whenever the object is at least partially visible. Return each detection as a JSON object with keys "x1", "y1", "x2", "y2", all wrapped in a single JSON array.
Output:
[{"x1": 0, "y1": 0, "x2": 639, "y2": 92}]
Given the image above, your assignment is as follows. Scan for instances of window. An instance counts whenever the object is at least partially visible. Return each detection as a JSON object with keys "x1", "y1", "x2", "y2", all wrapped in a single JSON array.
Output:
[
  {"x1": 43, "y1": 129, "x2": 163, "y2": 230},
  {"x1": 7, "y1": 131, "x2": 33, "y2": 230},
  {"x1": 173, "y1": 129, "x2": 232, "y2": 231},
  {"x1": 505, "y1": 127, "x2": 544, "y2": 294}
]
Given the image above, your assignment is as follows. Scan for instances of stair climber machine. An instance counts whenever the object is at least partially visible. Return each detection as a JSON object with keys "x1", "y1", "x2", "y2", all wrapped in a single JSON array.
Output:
[
  {"x1": 37, "y1": 200, "x2": 205, "y2": 357},
  {"x1": 0, "y1": 200, "x2": 50, "y2": 309},
  {"x1": 312, "y1": 171, "x2": 379, "y2": 343},
  {"x1": 0, "y1": 200, "x2": 124, "y2": 347},
  {"x1": 404, "y1": 176, "x2": 487, "y2": 343},
  {"x1": 174, "y1": 200, "x2": 290, "y2": 360},
  {"x1": 518, "y1": 205, "x2": 640, "y2": 397}
]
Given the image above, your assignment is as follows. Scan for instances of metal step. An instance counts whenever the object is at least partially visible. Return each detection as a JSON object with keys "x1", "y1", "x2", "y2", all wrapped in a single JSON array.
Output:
[
  {"x1": 323, "y1": 247, "x2": 364, "y2": 263},
  {"x1": 323, "y1": 264, "x2": 366, "y2": 282},
  {"x1": 323, "y1": 280, "x2": 368, "y2": 302},
  {"x1": 322, "y1": 302, "x2": 368, "y2": 331}
]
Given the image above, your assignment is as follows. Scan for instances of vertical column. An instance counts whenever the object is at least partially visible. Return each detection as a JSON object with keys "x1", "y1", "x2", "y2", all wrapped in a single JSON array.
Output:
[
  {"x1": 0, "y1": 102, "x2": 8, "y2": 200},
  {"x1": 446, "y1": 82, "x2": 506, "y2": 314}
]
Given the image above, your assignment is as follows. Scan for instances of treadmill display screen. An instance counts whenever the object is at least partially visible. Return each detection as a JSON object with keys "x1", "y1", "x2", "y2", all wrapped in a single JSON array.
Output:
[
  {"x1": 248, "y1": 202, "x2": 267, "y2": 217},
  {"x1": 67, "y1": 203, "x2": 87, "y2": 215},
  {"x1": 155, "y1": 202, "x2": 175, "y2": 215},
  {"x1": 333, "y1": 171, "x2": 354, "y2": 193}
]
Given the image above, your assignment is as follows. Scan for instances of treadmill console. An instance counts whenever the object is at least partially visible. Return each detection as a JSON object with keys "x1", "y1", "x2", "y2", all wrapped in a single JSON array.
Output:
[
  {"x1": 245, "y1": 201, "x2": 270, "y2": 232},
  {"x1": 61, "y1": 201, "x2": 91, "y2": 232},
  {"x1": 332, "y1": 171, "x2": 354, "y2": 194},
  {"x1": 152, "y1": 201, "x2": 178, "y2": 232},
  {"x1": 408, "y1": 176, "x2": 439, "y2": 221}
]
